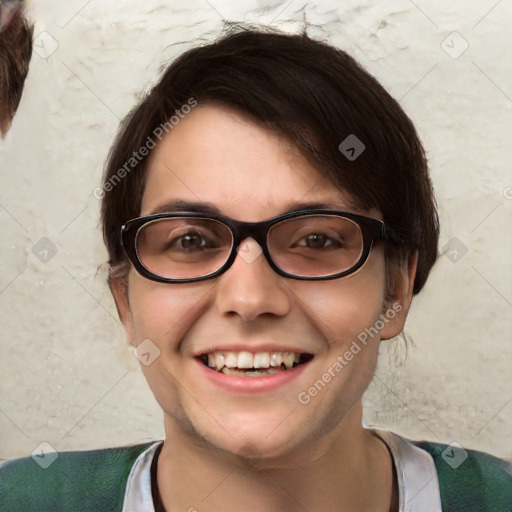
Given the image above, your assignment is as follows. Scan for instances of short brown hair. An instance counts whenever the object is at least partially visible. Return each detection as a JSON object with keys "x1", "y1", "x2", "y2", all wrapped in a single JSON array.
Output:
[{"x1": 101, "y1": 27, "x2": 439, "y2": 294}]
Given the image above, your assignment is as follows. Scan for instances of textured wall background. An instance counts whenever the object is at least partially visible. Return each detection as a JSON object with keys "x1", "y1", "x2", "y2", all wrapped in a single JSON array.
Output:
[{"x1": 1, "y1": 0, "x2": 511, "y2": 461}]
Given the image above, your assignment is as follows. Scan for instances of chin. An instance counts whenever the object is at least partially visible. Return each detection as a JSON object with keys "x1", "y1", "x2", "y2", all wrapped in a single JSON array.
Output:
[
  {"x1": 218, "y1": 433, "x2": 303, "y2": 465},
  {"x1": 194, "y1": 412, "x2": 314, "y2": 464}
]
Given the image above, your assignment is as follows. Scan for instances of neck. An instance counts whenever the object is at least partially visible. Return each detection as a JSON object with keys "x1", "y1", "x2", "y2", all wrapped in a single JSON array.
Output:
[{"x1": 156, "y1": 405, "x2": 398, "y2": 512}]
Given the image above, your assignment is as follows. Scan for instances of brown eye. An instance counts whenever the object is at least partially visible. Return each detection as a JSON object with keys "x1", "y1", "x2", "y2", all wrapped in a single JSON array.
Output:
[
  {"x1": 179, "y1": 231, "x2": 205, "y2": 249},
  {"x1": 305, "y1": 233, "x2": 328, "y2": 248}
]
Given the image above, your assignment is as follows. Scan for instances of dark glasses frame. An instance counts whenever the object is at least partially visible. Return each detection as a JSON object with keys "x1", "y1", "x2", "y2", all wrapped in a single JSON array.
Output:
[{"x1": 120, "y1": 209, "x2": 406, "y2": 283}]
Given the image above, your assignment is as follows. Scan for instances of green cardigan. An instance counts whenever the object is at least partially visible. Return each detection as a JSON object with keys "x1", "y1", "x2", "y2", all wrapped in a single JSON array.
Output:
[{"x1": 1, "y1": 440, "x2": 511, "y2": 511}]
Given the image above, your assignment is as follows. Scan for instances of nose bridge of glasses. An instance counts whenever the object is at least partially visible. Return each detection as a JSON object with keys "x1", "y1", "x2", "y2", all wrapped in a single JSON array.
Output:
[{"x1": 229, "y1": 218, "x2": 270, "y2": 250}]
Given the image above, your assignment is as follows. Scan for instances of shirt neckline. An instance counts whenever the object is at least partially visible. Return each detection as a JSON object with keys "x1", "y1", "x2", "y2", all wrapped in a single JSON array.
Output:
[
  {"x1": 122, "y1": 429, "x2": 442, "y2": 512},
  {"x1": 150, "y1": 442, "x2": 166, "y2": 512},
  {"x1": 369, "y1": 428, "x2": 442, "y2": 512}
]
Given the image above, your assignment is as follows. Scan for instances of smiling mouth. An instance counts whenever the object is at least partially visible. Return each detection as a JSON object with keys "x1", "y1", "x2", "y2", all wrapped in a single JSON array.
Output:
[{"x1": 198, "y1": 351, "x2": 314, "y2": 377}]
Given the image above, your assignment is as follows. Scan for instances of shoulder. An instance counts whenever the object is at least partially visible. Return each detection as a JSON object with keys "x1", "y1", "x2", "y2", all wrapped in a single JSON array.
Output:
[
  {"x1": 412, "y1": 439, "x2": 512, "y2": 511},
  {"x1": 0, "y1": 442, "x2": 156, "y2": 512}
]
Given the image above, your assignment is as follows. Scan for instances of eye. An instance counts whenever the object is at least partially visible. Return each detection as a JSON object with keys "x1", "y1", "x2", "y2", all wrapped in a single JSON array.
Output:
[
  {"x1": 168, "y1": 229, "x2": 214, "y2": 251},
  {"x1": 295, "y1": 232, "x2": 342, "y2": 249},
  {"x1": 176, "y1": 230, "x2": 206, "y2": 250}
]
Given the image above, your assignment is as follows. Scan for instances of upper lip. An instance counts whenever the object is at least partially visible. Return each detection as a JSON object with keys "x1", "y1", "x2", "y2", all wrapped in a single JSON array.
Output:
[{"x1": 193, "y1": 345, "x2": 314, "y2": 356}]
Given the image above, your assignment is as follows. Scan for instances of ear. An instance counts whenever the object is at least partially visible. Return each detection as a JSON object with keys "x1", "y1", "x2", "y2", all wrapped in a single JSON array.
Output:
[
  {"x1": 109, "y1": 274, "x2": 136, "y2": 347},
  {"x1": 380, "y1": 251, "x2": 418, "y2": 341}
]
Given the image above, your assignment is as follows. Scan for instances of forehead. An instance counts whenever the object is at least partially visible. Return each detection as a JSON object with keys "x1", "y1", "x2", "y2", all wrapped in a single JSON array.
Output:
[{"x1": 140, "y1": 104, "x2": 363, "y2": 220}]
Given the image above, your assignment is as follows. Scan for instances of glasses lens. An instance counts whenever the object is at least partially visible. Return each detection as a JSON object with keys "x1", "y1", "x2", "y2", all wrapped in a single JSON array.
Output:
[
  {"x1": 268, "y1": 215, "x2": 364, "y2": 277},
  {"x1": 135, "y1": 218, "x2": 233, "y2": 279}
]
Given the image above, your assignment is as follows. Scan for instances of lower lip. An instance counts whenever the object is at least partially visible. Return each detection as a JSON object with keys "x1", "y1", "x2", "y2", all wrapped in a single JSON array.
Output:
[{"x1": 195, "y1": 358, "x2": 312, "y2": 393}]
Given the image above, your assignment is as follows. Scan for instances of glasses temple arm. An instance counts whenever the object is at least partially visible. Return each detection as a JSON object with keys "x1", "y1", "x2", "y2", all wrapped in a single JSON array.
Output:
[{"x1": 381, "y1": 223, "x2": 413, "y2": 246}]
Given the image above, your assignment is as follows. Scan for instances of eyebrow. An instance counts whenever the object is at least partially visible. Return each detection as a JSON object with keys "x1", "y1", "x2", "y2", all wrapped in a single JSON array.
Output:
[
  {"x1": 148, "y1": 199, "x2": 356, "y2": 217},
  {"x1": 149, "y1": 200, "x2": 222, "y2": 216}
]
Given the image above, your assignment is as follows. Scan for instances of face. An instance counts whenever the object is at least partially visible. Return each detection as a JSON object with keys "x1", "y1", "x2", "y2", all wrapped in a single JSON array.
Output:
[{"x1": 113, "y1": 104, "x2": 413, "y2": 460}]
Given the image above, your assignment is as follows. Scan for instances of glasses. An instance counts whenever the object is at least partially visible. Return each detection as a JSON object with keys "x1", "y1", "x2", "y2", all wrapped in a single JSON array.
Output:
[{"x1": 120, "y1": 210, "x2": 405, "y2": 283}]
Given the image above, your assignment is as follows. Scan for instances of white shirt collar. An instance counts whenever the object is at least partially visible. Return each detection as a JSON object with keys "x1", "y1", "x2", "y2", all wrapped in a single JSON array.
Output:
[
  {"x1": 122, "y1": 430, "x2": 442, "y2": 512},
  {"x1": 369, "y1": 428, "x2": 442, "y2": 512},
  {"x1": 122, "y1": 441, "x2": 161, "y2": 512}
]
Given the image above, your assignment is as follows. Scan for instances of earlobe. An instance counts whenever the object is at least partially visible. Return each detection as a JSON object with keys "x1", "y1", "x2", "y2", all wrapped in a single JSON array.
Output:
[
  {"x1": 109, "y1": 274, "x2": 136, "y2": 346},
  {"x1": 380, "y1": 251, "x2": 418, "y2": 341}
]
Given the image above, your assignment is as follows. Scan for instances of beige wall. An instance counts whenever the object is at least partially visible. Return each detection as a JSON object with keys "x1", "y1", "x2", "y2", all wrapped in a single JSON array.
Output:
[{"x1": 1, "y1": 0, "x2": 511, "y2": 460}]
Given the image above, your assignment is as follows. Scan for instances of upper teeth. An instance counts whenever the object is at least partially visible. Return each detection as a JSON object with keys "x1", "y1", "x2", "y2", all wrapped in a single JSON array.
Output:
[{"x1": 206, "y1": 351, "x2": 300, "y2": 371}]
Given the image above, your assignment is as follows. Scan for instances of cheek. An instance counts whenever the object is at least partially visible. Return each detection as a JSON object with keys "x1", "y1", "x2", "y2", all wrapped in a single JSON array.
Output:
[
  {"x1": 293, "y1": 249, "x2": 387, "y2": 344},
  {"x1": 126, "y1": 274, "x2": 217, "y2": 425},
  {"x1": 127, "y1": 271, "x2": 214, "y2": 348},
  {"x1": 287, "y1": 254, "x2": 387, "y2": 433}
]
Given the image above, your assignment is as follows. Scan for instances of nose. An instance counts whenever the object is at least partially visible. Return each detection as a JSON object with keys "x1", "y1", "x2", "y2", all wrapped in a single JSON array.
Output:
[{"x1": 215, "y1": 237, "x2": 291, "y2": 322}]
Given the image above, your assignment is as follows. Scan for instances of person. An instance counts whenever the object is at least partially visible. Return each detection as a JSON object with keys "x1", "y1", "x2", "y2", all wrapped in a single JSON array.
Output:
[{"x1": 1, "y1": 26, "x2": 510, "y2": 512}]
